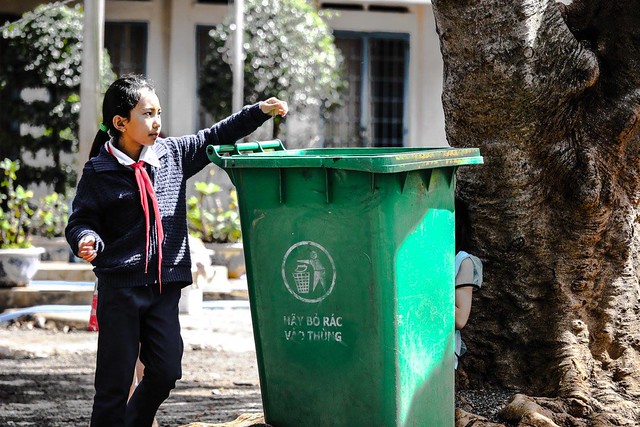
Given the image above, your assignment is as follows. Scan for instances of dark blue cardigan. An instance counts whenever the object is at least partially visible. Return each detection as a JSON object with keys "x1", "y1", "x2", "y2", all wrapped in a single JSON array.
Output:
[{"x1": 66, "y1": 103, "x2": 271, "y2": 289}]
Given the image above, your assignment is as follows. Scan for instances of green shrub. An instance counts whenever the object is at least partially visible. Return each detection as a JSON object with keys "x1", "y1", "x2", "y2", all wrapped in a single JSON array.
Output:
[
  {"x1": 187, "y1": 181, "x2": 242, "y2": 244},
  {"x1": 0, "y1": 158, "x2": 34, "y2": 248},
  {"x1": 30, "y1": 192, "x2": 68, "y2": 239}
]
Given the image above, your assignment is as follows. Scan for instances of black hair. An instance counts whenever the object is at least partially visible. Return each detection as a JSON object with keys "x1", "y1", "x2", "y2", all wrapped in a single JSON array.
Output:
[
  {"x1": 455, "y1": 197, "x2": 472, "y2": 254},
  {"x1": 88, "y1": 74, "x2": 156, "y2": 159}
]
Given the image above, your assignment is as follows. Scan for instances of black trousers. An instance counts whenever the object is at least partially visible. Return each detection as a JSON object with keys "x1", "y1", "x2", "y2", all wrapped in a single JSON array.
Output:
[{"x1": 90, "y1": 282, "x2": 184, "y2": 427}]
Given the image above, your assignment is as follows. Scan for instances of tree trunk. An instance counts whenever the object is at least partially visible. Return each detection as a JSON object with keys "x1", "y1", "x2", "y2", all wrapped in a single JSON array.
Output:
[{"x1": 431, "y1": 0, "x2": 640, "y2": 425}]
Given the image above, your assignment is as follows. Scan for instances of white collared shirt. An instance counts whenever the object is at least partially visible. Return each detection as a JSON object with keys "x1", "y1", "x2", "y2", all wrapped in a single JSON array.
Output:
[{"x1": 106, "y1": 140, "x2": 161, "y2": 168}]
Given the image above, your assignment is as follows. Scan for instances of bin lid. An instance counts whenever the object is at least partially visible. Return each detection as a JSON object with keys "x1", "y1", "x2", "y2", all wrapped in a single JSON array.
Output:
[{"x1": 207, "y1": 140, "x2": 483, "y2": 173}]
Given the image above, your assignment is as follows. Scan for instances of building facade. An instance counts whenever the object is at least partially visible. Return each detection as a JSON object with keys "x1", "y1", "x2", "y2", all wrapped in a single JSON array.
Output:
[{"x1": 1, "y1": 0, "x2": 447, "y2": 153}]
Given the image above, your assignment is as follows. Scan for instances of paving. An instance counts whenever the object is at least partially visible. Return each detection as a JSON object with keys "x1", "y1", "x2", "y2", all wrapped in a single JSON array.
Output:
[{"x1": 0, "y1": 260, "x2": 265, "y2": 426}]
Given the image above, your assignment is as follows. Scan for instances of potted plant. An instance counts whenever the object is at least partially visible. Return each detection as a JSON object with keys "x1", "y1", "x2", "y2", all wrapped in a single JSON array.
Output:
[
  {"x1": 29, "y1": 192, "x2": 71, "y2": 262},
  {"x1": 187, "y1": 181, "x2": 245, "y2": 278},
  {"x1": 0, "y1": 158, "x2": 45, "y2": 287}
]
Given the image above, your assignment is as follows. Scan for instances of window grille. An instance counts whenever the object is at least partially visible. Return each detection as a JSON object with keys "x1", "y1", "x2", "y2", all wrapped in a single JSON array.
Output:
[
  {"x1": 196, "y1": 25, "x2": 218, "y2": 129},
  {"x1": 104, "y1": 22, "x2": 148, "y2": 77},
  {"x1": 324, "y1": 33, "x2": 408, "y2": 148}
]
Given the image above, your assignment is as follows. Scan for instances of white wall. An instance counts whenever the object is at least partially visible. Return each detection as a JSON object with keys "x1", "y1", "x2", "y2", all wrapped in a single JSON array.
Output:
[
  {"x1": 165, "y1": 0, "x2": 230, "y2": 136},
  {"x1": 325, "y1": 5, "x2": 447, "y2": 147},
  {"x1": 104, "y1": 0, "x2": 172, "y2": 131}
]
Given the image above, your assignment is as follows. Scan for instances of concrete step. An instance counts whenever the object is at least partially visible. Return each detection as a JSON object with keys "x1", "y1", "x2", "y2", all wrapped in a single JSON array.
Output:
[
  {"x1": 0, "y1": 279, "x2": 248, "y2": 311},
  {"x1": 0, "y1": 261, "x2": 248, "y2": 311},
  {"x1": 33, "y1": 261, "x2": 236, "y2": 288},
  {"x1": 34, "y1": 261, "x2": 96, "y2": 282},
  {"x1": 0, "y1": 281, "x2": 95, "y2": 310}
]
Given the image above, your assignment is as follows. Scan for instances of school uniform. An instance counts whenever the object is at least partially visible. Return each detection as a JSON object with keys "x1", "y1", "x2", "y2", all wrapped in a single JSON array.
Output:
[{"x1": 66, "y1": 103, "x2": 271, "y2": 426}]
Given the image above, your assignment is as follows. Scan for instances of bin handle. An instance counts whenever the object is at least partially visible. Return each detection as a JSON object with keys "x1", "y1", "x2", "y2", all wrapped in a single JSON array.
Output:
[{"x1": 206, "y1": 139, "x2": 285, "y2": 167}]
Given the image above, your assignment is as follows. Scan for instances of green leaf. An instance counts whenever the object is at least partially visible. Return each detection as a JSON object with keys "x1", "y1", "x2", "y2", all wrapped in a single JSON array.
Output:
[
  {"x1": 0, "y1": 2, "x2": 115, "y2": 194},
  {"x1": 198, "y1": 0, "x2": 346, "y2": 124}
]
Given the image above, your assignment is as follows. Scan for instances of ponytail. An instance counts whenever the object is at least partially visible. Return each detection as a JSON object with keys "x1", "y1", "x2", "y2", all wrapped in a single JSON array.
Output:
[{"x1": 89, "y1": 125, "x2": 110, "y2": 160}]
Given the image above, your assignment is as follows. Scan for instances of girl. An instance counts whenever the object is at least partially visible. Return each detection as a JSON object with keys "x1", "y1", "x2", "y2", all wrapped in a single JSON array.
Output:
[{"x1": 66, "y1": 74, "x2": 287, "y2": 426}]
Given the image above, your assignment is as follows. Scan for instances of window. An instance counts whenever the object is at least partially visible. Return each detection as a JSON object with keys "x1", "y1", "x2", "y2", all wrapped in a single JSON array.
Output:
[
  {"x1": 321, "y1": 3, "x2": 408, "y2": 13},
  {"x1": 323, "y1": 38, "x2": 362, "y2": 147},
  {"x1": 321, "y1": 3, "x2": 364, "y2": 11},
  {"x1": 0, "y1": 13, "x2": 19, "y2": 69},
  {"x1": 104, "y1": 22, "x2": 148, "y2": 77},
  {"x1": 324, "y1": 33, "x2": 409, "y2": 148},
  {"x1": 196, "y1": 25, "x2": 218, "y2": 129},
  {"x1": 369, "y1": 37, "x2": 408, "y2": 147},
  {"x1": 0, "y1": 14, "x2": 21, "y2": 145}
]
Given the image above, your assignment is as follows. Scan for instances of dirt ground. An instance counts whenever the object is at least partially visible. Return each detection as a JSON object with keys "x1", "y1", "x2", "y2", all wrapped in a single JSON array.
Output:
[
  {"x1": 0, "y1": 307, "x2": 514, "y2": 427},
  {"x1": 0, "y1": 308, "x2": 263, "y2": 427}
]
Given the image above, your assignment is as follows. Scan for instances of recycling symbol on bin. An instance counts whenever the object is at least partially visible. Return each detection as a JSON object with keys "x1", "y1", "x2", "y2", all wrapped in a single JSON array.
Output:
[{"x1": 281, "y1": 241, "x2": 336, "y2": 303}]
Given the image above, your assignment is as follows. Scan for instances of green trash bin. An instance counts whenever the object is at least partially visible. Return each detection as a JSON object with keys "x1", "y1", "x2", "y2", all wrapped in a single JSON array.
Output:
[{"x1": 207, "y1": 141, "x2": 483, "y2": 427}]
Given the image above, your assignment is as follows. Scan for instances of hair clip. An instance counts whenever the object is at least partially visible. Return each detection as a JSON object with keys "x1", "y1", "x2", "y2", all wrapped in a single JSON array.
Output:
[{"x1": 99, "y1": 123, "x2": 108, "y2": 133}]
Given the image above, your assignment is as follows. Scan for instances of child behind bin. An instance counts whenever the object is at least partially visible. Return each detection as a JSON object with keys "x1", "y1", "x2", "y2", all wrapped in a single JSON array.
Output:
[{"x1": 454, "y1": 197, "x2": 483, "y2": 370}]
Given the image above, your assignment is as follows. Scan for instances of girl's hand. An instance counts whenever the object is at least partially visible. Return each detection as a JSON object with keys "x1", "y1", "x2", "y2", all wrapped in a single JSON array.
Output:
[
  {"x1": 78, "y1": 235, "x2": 97, "y2": 262},
  {"x1": 260, "y1": 97, "x2": 288, "y2": 117}
]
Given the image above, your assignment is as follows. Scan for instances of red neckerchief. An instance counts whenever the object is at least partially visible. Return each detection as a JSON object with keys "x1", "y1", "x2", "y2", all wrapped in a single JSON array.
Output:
[{"x1": 107, "y1": 144, "x2": 164, "y2": 291}]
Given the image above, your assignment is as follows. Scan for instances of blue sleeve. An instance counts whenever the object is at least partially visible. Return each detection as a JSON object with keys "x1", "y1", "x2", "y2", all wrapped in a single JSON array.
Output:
[
  {"x1": 170, "y1": 103, "x2": 271, "y2": 179},
  {"x1": 65, "y1": 166, "x2": 105, "y2": 257}
]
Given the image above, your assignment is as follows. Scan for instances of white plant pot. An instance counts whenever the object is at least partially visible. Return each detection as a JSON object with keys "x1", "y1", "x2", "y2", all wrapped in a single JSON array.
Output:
[
  {"x1": 179, "y1": 285, "x2": 203, "y2": 316},
  {"x1": 29, "y1": 236, "x2": 70, "y2": 262},
  {"x1": 205, "y1": 242, "x2": 246, "y2": 278},
  {"x1": 0, "y1": 247, "x2": 46, "y2": 287}
]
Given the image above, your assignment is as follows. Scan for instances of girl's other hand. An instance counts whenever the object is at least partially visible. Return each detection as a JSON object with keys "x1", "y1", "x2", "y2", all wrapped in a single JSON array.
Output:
[
  {"x1": 78, "y1": 235, "x2": 97, "y2": 262},
  {"x1": 260, "y1": 97, "x2": 288, "y2": 117}
]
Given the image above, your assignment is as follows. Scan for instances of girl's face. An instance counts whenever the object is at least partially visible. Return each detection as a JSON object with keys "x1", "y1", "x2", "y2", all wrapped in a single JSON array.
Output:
[{"x1": 115, "y1": 88, "x2": 162, "y2": 158}]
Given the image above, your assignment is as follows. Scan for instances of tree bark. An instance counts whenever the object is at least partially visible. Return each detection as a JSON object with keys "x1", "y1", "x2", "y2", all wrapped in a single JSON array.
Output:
[{"x1": 432, "y1": 0, "x2": 640, "y2": 424}]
